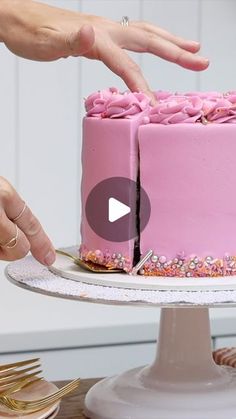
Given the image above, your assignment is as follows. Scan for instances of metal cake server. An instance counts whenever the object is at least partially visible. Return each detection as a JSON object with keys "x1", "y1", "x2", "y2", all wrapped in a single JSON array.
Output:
[{"x1": 56, "y1": 249, "x2": 123, "y2": 273}]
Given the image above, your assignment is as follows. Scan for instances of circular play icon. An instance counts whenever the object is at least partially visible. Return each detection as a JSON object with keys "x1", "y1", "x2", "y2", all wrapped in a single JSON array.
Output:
[{"x1": 85, "y1": 177, "x2": 151, "y2": 242}]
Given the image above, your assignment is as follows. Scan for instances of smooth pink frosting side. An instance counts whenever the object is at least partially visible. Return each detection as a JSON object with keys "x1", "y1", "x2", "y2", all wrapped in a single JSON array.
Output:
[
  {"x1": 85, "y1": 88, "x2": 150, "y2": 119},
  {"x1": 80, "y1": 114, "x2": 146, "y2": 272},
  {"x1": 150, "y1": 91, "x2": 236, "y2": 124}
]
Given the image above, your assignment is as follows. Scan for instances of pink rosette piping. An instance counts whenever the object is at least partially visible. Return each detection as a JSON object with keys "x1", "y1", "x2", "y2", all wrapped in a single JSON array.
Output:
[
  {"x1": 149, "y1": 94, "x2": 203, "y2": 124},
  {"x1": 85, "y1": 89, "x2": 236, "y2": 123},
  {"x1": 150, "y1": 91, "x2": 236, "y2": 124},
  {"x1": 85, "y1": 88, "x2": 150, "y2": 118}
]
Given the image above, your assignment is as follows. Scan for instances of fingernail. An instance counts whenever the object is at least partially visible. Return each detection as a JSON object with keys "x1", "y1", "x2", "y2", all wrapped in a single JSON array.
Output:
[
  {"x1": 44, "y1": 250, "x2": 56, "y2": 266},
  {"x1": 201, "y1": 58, "x2": 210, "y2": 67},
  {"x1": 197, "y1": 57, "x2": 209, "y2": 66},
  {"x1": 150, "y1": 96, "x2": 158, "y2": 106}
]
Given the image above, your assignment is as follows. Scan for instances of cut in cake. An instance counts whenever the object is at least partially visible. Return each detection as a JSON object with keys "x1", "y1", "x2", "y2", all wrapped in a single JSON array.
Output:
[{"x1": 80, "y1": 88, "x2": 236, "y2": 278}]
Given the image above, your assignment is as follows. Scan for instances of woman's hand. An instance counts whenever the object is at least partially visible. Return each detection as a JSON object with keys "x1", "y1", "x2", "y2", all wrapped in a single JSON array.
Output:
[
  {"x1": 0, "y1": 177, "x2": 55, "y2": 265},
  {"x1": 0, "y1": 0, "x2": 209, "y2": 98}
]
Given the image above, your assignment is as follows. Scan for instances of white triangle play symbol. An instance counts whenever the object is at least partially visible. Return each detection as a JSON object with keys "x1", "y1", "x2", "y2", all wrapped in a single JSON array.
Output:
[{"x1": 108, "y1": 197, "x2": 131, "y2": 223}]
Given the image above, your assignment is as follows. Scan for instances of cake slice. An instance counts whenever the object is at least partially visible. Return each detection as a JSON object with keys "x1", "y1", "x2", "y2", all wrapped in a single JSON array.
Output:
[{"x1": 80, "y1": 88, "x2": 149, "y2": 272}]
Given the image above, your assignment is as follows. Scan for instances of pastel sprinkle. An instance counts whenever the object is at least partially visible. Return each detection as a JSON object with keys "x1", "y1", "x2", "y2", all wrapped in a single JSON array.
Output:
[{"x1": 79, "y1": 245, "x2": 236, "y2": 278}]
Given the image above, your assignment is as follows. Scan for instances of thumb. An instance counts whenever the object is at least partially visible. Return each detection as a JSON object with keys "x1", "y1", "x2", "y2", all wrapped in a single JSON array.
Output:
[{"x1": 63, "y1": 24, "x2": 95, "y2": 57}]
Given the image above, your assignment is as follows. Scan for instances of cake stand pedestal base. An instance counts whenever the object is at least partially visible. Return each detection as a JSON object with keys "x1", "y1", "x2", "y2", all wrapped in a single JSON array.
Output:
[
  {"x1": 5, "y1": 257, "x2": 236, "y2": 418},
  {"x1": 85, "y1": 308, "x2": 236, "y2": 419}
]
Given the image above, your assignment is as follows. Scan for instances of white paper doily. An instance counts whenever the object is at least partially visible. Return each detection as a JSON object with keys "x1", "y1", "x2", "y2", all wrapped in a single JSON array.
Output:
[{"x1": 5, "y1": 255, "x2": 236, "y2": 307}]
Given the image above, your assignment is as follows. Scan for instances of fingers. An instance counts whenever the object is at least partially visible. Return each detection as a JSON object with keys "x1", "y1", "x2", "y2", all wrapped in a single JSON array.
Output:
[
  {"x1": 0, "y1": 180, "x2": 55, "y2": 266},
  {"x1": 0, "y1": 211, "x2": 30, "y2": 261},
  {"x1": 118, "y1": 26, "x2": 209, "y2": 71},
  {"x1": 14, "y1": 206, "x2": 55, "y2": 266},
  {"x1": 99, "y1": 41, "x2": 156, "y2": 103},
  {"x1": 132, "y1": 21, "x2": 201, "y2": 53},
  {"x1": 146, "y1": 35, "x2": 209, "y2": 71}
]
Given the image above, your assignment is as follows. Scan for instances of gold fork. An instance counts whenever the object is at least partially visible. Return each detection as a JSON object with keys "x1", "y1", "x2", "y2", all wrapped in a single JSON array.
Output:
[
  {"x1": 0, "y1": 358, "x2": 40, "y2": 374},
  {"x1": 1, "y1": 376, "x2": 43, "y2": 397},
  {"x1": 0, "y1": 358, "x2": 42, "y2": 394},
  {"x1": 0, "y1": 378, "x2": 80, "y2": 414}
]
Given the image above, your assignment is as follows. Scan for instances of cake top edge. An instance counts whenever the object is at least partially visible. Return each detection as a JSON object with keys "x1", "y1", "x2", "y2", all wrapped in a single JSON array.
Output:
[{"x1": 85, "y1": 87, "x2": 236, "y2": 124}]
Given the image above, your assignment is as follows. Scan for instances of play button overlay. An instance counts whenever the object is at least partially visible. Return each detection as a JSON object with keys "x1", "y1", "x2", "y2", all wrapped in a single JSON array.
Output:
[
  {"x1": 85, "y1": 177, "x2": 151, "y2": 242},
  {"x1": 108, "y1": 198, "x2": 131, "y2": 223}
]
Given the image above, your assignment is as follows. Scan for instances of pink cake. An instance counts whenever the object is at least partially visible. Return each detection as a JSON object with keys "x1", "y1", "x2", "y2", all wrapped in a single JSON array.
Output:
[{"x1": 80, "y1": 89, "x2": 236, "y2": 277}]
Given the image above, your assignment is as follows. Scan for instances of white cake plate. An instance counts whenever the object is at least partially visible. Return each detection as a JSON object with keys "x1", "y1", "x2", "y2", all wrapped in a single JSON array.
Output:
[{"x1": 5, "y1": 253, "x2": 236, "y2": 419}]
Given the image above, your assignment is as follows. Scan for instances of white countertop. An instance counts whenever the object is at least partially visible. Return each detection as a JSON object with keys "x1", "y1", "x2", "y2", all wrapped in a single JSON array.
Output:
[{"x1": 1, "y1": 261, "x2": 236, "y2": 353}]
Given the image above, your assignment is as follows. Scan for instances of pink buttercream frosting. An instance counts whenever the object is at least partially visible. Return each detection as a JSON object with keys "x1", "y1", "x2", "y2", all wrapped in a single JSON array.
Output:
[
  {"x1": 150, "y1": 91, "x2": 236, "y2": 124},
  {"x1": 85, "y1": 89, "x2": 236, "y2": 124},
  {"x1": 85, "y1": 87, "x2": 150, "y2": 118}
]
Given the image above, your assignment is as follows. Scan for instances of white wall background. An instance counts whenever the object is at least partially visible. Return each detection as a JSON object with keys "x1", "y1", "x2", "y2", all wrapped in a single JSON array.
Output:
[{"x1": 1, "y1": 0, "x2": 236, "y2": 378}]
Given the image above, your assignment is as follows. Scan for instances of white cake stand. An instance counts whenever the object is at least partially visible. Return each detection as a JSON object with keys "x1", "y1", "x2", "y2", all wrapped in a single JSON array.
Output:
[{"x1": 5, "y1": 253, "x2": 236, "y2": 419}]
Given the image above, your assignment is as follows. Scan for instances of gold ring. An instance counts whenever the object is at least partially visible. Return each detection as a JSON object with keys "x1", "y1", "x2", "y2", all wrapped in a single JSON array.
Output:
[
  {"x1": 0, "y1": 224, "x2": 19, "y2": 249},
  {"x1": 12, "y1": 202, "x2": 27, "y2": 222},
  {"x1": 120, "y1": 16, "x2": 129, "y2": 27}
]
